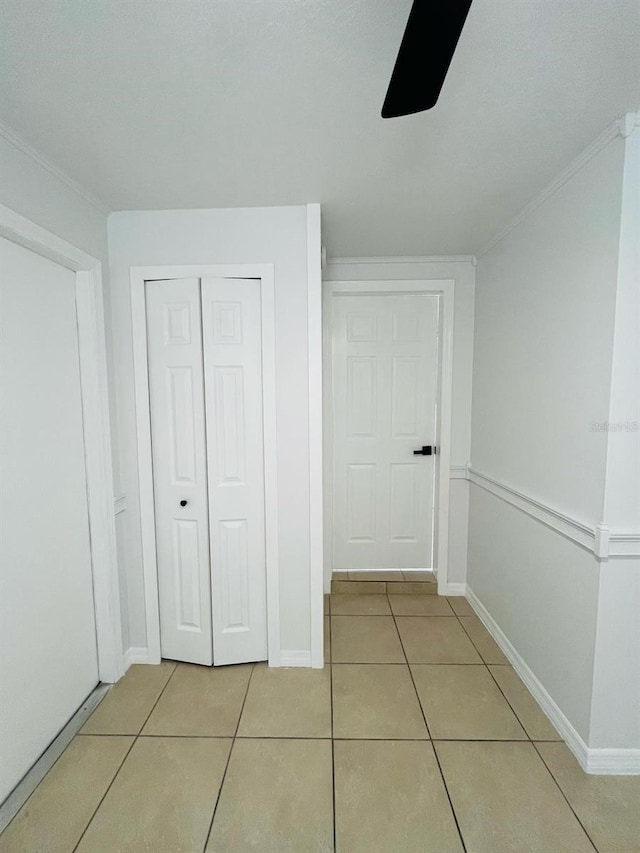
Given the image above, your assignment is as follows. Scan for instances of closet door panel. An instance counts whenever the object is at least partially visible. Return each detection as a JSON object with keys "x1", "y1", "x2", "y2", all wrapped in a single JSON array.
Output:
[
  {"x1": 146, "y1": 278, "x2": 213, "y2": 665},
  {"x1": 202, "y1": 278, "x2": 268, "y2": 665}
]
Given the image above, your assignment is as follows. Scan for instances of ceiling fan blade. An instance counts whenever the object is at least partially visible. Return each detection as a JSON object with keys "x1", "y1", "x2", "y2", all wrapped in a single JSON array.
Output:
[{"x1": 382, "y1": 0, "x2": 473, "y2": 119}]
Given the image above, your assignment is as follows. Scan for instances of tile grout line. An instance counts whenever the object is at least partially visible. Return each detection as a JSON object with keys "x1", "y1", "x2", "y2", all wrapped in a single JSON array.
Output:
[
  {"x1": 531, "y1": 742, "x2": 600, "y2": 852},
  {"x1": 449, "y1": 606, "x2": 532, "y2": 741},
  {"x1": 72, "y1": 662, "x2": 180, "y2": 852},
  {"x1": 201, "y1": 663, "x2": 256, "y2": 853},
  {"x1": 328, "y1": 601, "x2": 337, "y2": 853},
  {"x1": 388, "y1": 592, "x2": 468, "y2": 853},
  {"x1": 449, "y1": 604, "x2": 600, "y2": 852}
]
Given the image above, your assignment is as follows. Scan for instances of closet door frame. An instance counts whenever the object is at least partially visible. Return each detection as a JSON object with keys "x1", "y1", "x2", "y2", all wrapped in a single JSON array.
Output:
[
  {"x1": 0, "y1": 203, "x2": 123, "y2": 684},
  {"x1": 131, "y1": 264, "x2": 281, "y2": 666}
]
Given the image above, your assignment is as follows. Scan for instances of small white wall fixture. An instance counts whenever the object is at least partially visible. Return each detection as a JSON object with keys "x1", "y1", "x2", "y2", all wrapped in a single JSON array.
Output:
[
  {"x1": 323, "y1": 279, "x2": 455, "y2": 593},
  {"x1": 0, "y1": 203, "x2": 123, "y2": 683},
  {"x1": 130, "y1": 264, "x2": 283, "y2": 666}
]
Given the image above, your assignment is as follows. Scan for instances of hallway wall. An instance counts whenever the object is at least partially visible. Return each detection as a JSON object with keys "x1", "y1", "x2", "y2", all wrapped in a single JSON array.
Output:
[{"x1": 468, "y1": 117, "x2": 640, "y2": 764}]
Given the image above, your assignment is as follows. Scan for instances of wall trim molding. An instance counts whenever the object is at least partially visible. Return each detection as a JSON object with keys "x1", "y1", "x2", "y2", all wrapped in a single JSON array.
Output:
[
  {"x1": 327, "y1": 255, "x2": 477, "y2": 266},
  {"x1": 466, "y1": 586, "x2": 640, "y2": 775},
  {"x1": 478, "y1": 115, "x2": 632, "y2": 258},
  {"x1": 279, "y1": 650, "x2": 313, "y2": 667},
  {"x1": 306, "y1": 204, "x2": 325, "y2": 669},
  {"x1": 123, "y1": 646, "x2": 151, "y2": 669},
  {"x1": 0, "y1": 121, "x2": 109, "y2": 214},
  {"x1": 467, "y1": 466, "x2": 640, "y2": 560},
  {"x1": 449, "y1": 465, "x2": 468, "y2": 480},
  {"x1": 440, "y1": 582, "x2": 466, "y2": 596}
]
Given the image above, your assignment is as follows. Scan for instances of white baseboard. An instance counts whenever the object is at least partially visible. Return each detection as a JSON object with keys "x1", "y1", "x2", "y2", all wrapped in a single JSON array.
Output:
[
  {"x1": 439, "y1": 582, "x2": 466, "y2": 596},
  {"x1": 123, "y1": 646, "x2": 152, "y2": 669},
  {"x1": 465, "y1": 586, "x2": 640, "y2": 775},
  {"x1": 279, "y1": 650, "x2": 312, "y2": 667}
]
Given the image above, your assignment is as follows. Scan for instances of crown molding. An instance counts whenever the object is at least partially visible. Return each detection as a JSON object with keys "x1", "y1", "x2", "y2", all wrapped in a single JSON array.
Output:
[
  {"x1": 0, "y1": 122, "x2": 109, "y2": 214},
  {"x1": 617, "y1": 110, "x2": 640, "y2": 139},
  {"x1": 477, "y1": 113, "x2": 639, "y2": 259},
  {"x1": 327, "y1": 255, "x2": 477, "y2": 266}
]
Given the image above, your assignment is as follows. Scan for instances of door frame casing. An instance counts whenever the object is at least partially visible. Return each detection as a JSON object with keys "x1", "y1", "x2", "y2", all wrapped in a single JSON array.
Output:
[
  {"x1": 130, "y1": 265, "x2": 281, "y2": 666},
  {"x1": 0, "y1": 203, "x2": 123, "y2": 683},
  {"x1": 323, "y1": 279, "x2": 455, "y2": 594}
]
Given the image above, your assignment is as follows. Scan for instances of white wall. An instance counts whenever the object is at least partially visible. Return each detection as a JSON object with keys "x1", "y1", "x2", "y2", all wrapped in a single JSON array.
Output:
[
  {"x1": 108, "y1": 206, "x2": 317, "y2": 658},
  {"x1": 468, "y1": 118, "x2": 640, "y2": 761},
  {"x1": 323, "y1": 258, "x2": 476, "y2": 588}
]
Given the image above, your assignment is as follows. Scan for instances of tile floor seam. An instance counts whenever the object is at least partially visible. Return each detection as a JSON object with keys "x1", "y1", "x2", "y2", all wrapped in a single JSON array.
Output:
[
  {"x1": 201, "y1": 662, "x2": 256, "y2": 853},
  {"x1": 71, "y1": 662, "x2": 179, "y2": 853},
  {"x1": 449, "y1": 606, "x2": 600, "y2": 852},
  {"x1": 450, "y1": 609, "x2": 533, "y2": 743},
  {"x1": 389, "y1": 593, "x2": 469, "y2": 853},
  {"x1": 329, "y1": 614, "x2": 337, "y2": 852},
  {"x1": 531, "y1": 742, "x2": 600, "y2": 853}
]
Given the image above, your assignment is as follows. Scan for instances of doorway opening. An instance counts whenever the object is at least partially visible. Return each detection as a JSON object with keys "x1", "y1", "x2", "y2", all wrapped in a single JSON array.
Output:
[{"x1": 323, "y1": 280, "x2": 454, "y2": 594}]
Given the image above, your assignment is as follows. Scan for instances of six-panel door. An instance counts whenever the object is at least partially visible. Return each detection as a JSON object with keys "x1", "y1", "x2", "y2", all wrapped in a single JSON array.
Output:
[
  {"x1": 146, "y1": 278, "x2": 214, "y2": 665},
  {"x1": 332, "y1": 293, "x2": 440, "y2": 569}
]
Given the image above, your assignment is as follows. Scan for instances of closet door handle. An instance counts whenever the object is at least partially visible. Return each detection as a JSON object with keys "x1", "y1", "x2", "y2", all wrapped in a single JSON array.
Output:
[
  {"x1": 413, "y1": 446, "x2": 434, "y2": 456},
  {"x1": 179, "y1": 499, "x2": 188, "y2": 507}
]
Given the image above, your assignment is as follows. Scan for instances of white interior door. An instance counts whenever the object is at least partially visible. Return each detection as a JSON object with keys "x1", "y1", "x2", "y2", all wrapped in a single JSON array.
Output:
[
  {"x1": 0, "y1": 237, "x2": 99, "y2": 802},
  {"x1": 146, "y1": 278, "x2": 213, "y2": 665},
  {"x1": 202, "y1": 278, "x2": 268, "y2": 665},
  {"x1": 332, "y1": 293, "x2": 440, "y2": 570}
]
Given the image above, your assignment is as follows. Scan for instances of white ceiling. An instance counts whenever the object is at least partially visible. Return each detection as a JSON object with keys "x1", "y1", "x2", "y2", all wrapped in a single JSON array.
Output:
[{"x1": 1, "y1": 0, "x2": 639, "y2": 256}]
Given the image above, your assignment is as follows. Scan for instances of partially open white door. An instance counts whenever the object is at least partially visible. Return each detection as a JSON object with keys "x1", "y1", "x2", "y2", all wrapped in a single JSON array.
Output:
[
  {"x1": 146, "y1": 278, "x2": 213, "y2": 665},
  {"x1": 332, "y1": 293, "x2": 440, "y2": 569},
  {"x1": 202, "y1": 278, "x2": 268, "y2": 665},
  {"x1": 1, "y1": 237, "x2": 99, "y2": 801},
  {"x1": 146, "y1": 277, "x2": 267, "y2": 666}
]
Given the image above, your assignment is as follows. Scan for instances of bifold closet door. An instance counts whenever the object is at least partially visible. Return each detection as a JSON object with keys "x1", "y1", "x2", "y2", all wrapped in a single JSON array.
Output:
[
  {"x1": 146, "y1": 278, "x2": 213, "y2": 665},
  {"x1": 201, "y1": 278, "x2": 268, "y2": 666}
]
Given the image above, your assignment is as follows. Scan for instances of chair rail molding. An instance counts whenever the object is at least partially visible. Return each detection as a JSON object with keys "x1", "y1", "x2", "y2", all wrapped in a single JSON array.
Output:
[{"x1": 466, "y1": 465, "x2": 640, "y2": 561}]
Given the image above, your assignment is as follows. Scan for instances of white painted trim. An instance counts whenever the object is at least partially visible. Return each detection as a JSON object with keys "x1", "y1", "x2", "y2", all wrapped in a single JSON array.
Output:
[
  {"x1": 307, "y1": 204, "x2": 324, "y2": 668},
  {"x1": 114, "y1": 494, "x2": 126, "y2": 515},
  {"x1": 478, "y1": 117, "x2": 631, "y2": 258},
  {"x1": 466, "y1": 586, "x2": 640, "y2": 774},
  {"x1": 322, "y1": 279, "x2": 455, "y2": 595},
  {"x1": 327, "y1": 255, "x2": 476, "y2": 266},
  {"x1": 449, "y1": 465, "x2": 468, "y2": 480},
  {"x1": 468, "y1": 466, "x2": 596, "y2": 552},
  {"x1": 0, "y1": 122, "x2": 109, "y2": 214},
  {"x1": 609, "y1": 533, "x2": 640, "y2": 557},
  {"x1": 123, "y1": 646, "x2": 152, "y2": 668},
  {"x1": 467, "y1": 466, "x2": 640, "y2": 560},
  {"x1": 440, "y1": 582, "x2": 466, "y2": 595},
  {"x1": 130, "y1": 264, "x2": 282, "y2": 667},
  {"x1": 279, "y1": 650, "x2": 313, "y2": 667},
  {"x1": 617, "y1": 111, "x2": 640, "y2": 139},
  {"x1": 0, "y1": 203, "x2": 123, "y2": 684}
]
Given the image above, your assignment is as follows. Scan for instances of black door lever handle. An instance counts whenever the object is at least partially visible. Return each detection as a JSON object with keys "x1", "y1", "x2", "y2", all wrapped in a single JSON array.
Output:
[{"x1": 413, "y1": 446, "x2": 434, "y2": 456}]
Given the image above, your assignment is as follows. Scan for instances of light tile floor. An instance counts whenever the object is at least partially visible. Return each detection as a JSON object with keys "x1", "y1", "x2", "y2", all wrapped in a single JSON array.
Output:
[{"x1": 2, "y1": 591, "x2": 640, "y2": 852}]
